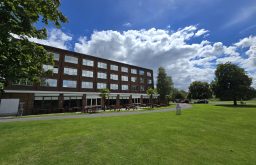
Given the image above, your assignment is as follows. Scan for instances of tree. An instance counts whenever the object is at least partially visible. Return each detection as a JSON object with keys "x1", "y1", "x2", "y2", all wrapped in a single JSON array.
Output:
[
  {"x1": 188, "y1": 81, "x2": 212, "y2": 100},
  {"x1": 211, "y1": 62, "x2": 253, "y2": 106},
  {"x1": 146, "y1": 87, "x2": 157, "y2": 108},
  {"x1": 0, "y1": 0, "x2": 67, "y2": 95},
  {"x1": 156, "y1": 67, "x2": 173, "y2": 103},
  {"x1": 99, "y1": 88, "x2": 110, "y2": 111},
  {"x1": 171, "y1": 88, "x2": 187, "y2": 100}
]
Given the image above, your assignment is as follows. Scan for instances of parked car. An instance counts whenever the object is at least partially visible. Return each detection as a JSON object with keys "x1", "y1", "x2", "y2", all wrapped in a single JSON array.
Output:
[
  {"x1": 180, "y1": 99, "x2": 190, "y2": 103},
  {"x1": 194, "y1": 99, "x2": 208, "y2": 104}
]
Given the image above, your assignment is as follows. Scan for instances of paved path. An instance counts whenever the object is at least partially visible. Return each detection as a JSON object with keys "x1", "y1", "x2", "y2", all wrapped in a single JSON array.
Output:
[{"x1": 0, "y1": 104, "x2": 192, "y2": 123}]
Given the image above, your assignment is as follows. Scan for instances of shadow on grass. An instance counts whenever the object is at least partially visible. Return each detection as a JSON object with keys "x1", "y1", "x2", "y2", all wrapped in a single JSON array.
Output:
[{"x1": 215, "y1": 104, "x2": 256, "y2": 108}]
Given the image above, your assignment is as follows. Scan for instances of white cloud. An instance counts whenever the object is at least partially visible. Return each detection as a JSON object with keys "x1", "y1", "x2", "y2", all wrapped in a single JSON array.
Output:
[
  {"x1": 123, "y1": 22, "x2": 132, "y2": 27},
  {"x1": 74, "y1": 26, "x2": 256, "y2": 90},
  {"x1": 195, "y1": 29, "x2": 209, "y2": 37},
  {"x1": 29, "y1": 29, "x2": 72, "y2": 50}
]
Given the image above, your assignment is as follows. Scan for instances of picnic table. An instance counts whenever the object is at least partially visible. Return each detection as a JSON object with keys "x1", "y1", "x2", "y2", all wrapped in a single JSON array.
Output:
[
  {"x1": 83, "y1": 105, "x2": 101, "y2": 113},
  {"x1": 125, "y1": 104, "x2": 138, "y2": 111}
]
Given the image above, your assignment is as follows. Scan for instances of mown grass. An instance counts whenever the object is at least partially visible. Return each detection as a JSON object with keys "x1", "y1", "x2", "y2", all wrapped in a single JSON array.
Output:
[{"x1": 0, "y1": 104, "x2": 256, "y2": 165}]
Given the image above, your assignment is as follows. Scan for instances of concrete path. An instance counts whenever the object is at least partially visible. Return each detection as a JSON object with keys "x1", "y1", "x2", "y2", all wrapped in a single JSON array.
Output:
[{"x1": 0, "y1": 104, "x2": 192, "y2": 123}]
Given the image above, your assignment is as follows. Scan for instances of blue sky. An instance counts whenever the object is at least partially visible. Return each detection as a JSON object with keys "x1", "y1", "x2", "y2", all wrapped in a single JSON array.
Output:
[
  {"x1": 33, "y1": 0, "x2": 256, "y2": 90},
  {"x1": 59, "y1": 0, "x2": 256, "y2": 44}
]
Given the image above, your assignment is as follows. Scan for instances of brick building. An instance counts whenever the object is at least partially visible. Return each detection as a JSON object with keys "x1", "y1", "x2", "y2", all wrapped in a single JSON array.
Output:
[{"x1": 3, "y1": 45, "x2": 155, "y2": 115}]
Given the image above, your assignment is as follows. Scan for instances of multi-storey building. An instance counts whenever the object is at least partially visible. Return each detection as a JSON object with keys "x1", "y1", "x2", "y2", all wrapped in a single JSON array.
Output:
[{"x1": 3, "y1": 45, "x2": 154, "y2": 115}]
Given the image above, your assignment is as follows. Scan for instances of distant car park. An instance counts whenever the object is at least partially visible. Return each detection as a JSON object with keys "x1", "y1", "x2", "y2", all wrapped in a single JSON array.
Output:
[{"x1": 194, "y1": 99, "x2": 209, "y2": 104}]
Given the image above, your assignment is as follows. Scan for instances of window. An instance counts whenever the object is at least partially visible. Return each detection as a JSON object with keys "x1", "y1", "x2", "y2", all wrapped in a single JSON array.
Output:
[
  {"x1": 121, "y1": 67, "x2": 128, "y2": 73},
  {"x1": 121, "y1": 76, "x2": 128, "y2": 81},
  {"x1": 110, "y1": 84, "x2": 118, "y2": 90},
  {"x1": 82, "y1": 81, "x2": 93, "y2": 89},
  {"x1": 65, "y1": 55, "x2": 78, "y2": 64},
  {"x1": 97, "y1": 83, "x2": 107, "y2": 89},
  {"x1": 131, "y1": 77, "x2": 137, "y2": 82},
  {"x1": 64, "y1": 67, "x2": 77, "y2": 76},
  {"x1": 97, "y1": 72, "x2": 107, "y2": 79},
  {"x1": 131, "y1": 69, "x2": 137, "y2": 74},
  {"x1": 122, "y1": 85, "x2": 129, "y2": 90},
  {"x1": 43, "y1": 65, "x2": 58, "y2": 74},
  {"x1": 148, "y1": 79, "x2": 152, "y2": 84},
  {"x1": 63, "y1": 80, "x2": 77, "y2": 88},
  {"x1": 83, "y1": 59, "x2": 94, "y2": 66},
  {"x1": 41, "y1": 79, "x2": 57, "y2": 87},
  {"x1": 147, "y1": 72, "x2": 152, "y2": 77},
  {"x1": 140, "y1": 77, "x2": 145, "y2": 83},
  {"x1": 131, "y1": 85, "x2": 138, "y2": 91},
  {"x1": 140, "y1": 86, "x2": 145, "y2": 91},
  {"x1": 82, "y1": 70, "x2": 93, "y2": 78},
  {"x1": 52, "y1": 53, "x2": 59, "y2": 61},
  {"x1": 110, "y1": 74, "x2": 118, "y2": 80},
  {"x1": 13, "y1": 78, "x2": 33, "y2": 86},
  {"x1": 98, "y1": 62, "x2": 107, "y2": 69},
  {"x1": 139, "y1": 70, "x2": 145, "y2": 75},
  {"x1": 110, "y1": 65, "x2": 118, "y2": 71}
]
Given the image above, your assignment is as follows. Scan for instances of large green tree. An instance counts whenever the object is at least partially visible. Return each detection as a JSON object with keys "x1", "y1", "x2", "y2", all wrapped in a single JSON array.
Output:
[
  {"x1": 146, "y1": 87, "x2": 157, "y2": 108},
  {"x1": 0, "y1": 0, "x2": 67, "y2": 93},
  {"x1": 171, "y1": 88, "x2": 187, "y2": 100},
  {"x1": 188, "y1": 81, "x2": 212, "y2": 100},
  {"x1": 156, "y1": 67, "x2": 173, "y2": 103},
  {"x1": 211, "y1": 62, "x2": 253, "y2": 106},
  {"x1": 99, "y1": 88, "x2": 110, "y2": 111}
]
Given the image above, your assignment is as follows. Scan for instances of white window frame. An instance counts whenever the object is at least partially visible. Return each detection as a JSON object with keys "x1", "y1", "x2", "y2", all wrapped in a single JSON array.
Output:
[
  {"x1": 82, "y1": 70, "x2": 93, "y2": 78},
  {"x1": 110, "y1": 74, "x2": 118, "y2": 80},
  {"x1": 110, "y1": 64, "x2": 118, "y2": 71},
  {"x1": 121, "y1": 67, "x2": 128, "y2": 73},
  {"x1": 140, "y1": 85, "x2": 145, "y2": 91},
  {"x1": 131, "y1": 69, "x2": 137, "y2": 74},
  {"x1": 63, "y1": 80, "x2": 77, "y2": 88},
  {"x1": 42, "y1": 79, "x2": 57, "y2": 87},
  {"x1": 98, "y1": 62, "x2": 107, "y2": 69},
  {"x1": 83, "y1": 59, "x2": 94, "y2": 67},
  {"x1": 52, "y1": 53, "x2": 59, "y2": 61},
  {"x1": 97, "y1": 83, "x2": 107, "y2": 89},
  {"x1": 82, "y1": 81, "x2": 93, "y2": 89},
  {"x1": 64, "y1": 67, "x2": 77, "y2": 76},
  {"x1": 140, "y1": 77, "x2": 145, "y2": 83},
  {"x1": 64, "y1": 55, "x2": 78, "y2": 64},
  {"x1": 131, "y1": 77, "x2": 137, "y2": 82},
  {"x1": 122, "y1": 85, "x2": 129, "y2": 91},
  {"x1": 97, "y1": 72, "x2": 107, "y2": 79},
  {"x1": 121, "y1": 76, "x2": 128, "y2": 81},
  {"x1": 43, "y1": 65, "x2": 58, "y2": 74},
  {"x1": 110, "y1": 84, "x2": 118, "y2": 90}
]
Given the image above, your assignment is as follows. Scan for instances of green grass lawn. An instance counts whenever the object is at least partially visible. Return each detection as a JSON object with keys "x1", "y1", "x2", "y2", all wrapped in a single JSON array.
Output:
[{"x1": 1, "y1": 104, "x2": 256, "y2": 165}]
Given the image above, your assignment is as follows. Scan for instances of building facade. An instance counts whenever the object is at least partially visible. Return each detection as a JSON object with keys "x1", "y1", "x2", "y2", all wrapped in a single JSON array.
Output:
[{"x1": 3, "y1": 45, "x2": 154, "y2": 115}]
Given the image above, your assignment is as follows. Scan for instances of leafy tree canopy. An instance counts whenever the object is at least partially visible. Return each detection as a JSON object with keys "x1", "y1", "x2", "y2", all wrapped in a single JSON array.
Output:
[
  {"x1": 188, "y1": 81, "x2": 212, "y2": 100},
  {"x1": 156, "y1": 67, "x2": 173, "y2": 102},
  {"x1": 146, "y1": 87, "x2": 157, "y2": 96},
  {"x1": 171, "y1": 88, "x2": 187, "y2": 100},
  {"x1": 99, "y1": 88, "x2": 110, "y2": 99},
  {"x1": 0, "y1": 0, "x2": 67, "y2": 92},
  {"x1": 211, "y1": 62, "x2": 253, "y2": 105}
]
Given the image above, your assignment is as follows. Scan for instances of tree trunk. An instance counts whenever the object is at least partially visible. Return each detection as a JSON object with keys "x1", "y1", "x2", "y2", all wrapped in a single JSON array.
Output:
[
  {"x1": 233, "y1": 98, "x2": 237, "y2": 106},
  {"x1": 150, "y1": 94, "x2": 153, "y2": 108},
  {"x1": 101, "y1": 97, "x2": 105, "y2": 111}
]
